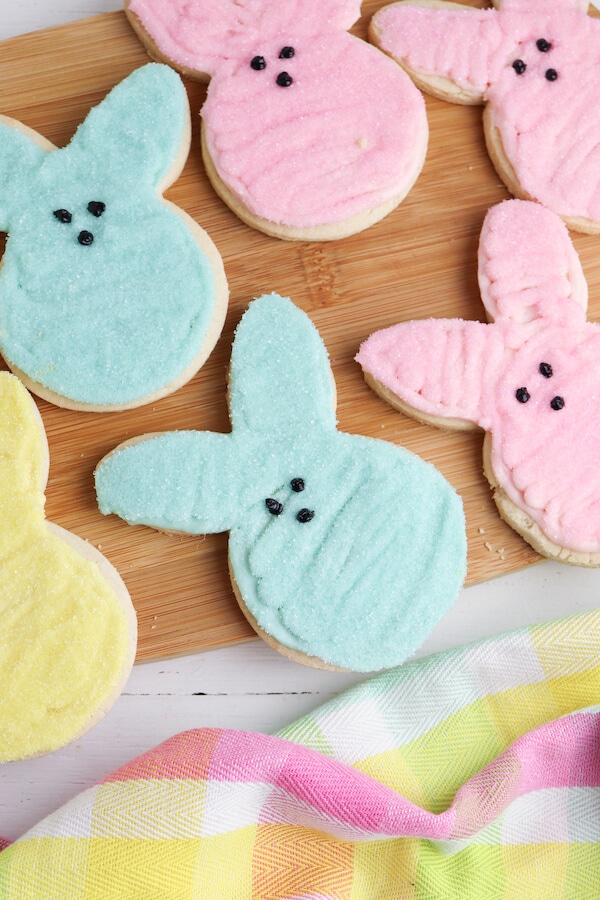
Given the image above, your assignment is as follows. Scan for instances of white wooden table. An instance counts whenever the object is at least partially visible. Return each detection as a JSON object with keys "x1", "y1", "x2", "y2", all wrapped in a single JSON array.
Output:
[{"x1": 1, "y1": 0, "x2": 600, "y2": 844}]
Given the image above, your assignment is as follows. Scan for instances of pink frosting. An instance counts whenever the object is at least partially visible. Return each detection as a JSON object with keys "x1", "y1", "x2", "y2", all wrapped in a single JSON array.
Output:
[
  {"x1": 127, "y1": 0, "x2": 428, "y2": 229},
  {"x1": 373, "y1": 2, "x2": 600, "y2": 223},
  {"x1": 357, "y1": 200, "x2": 600, "y2": 553}
]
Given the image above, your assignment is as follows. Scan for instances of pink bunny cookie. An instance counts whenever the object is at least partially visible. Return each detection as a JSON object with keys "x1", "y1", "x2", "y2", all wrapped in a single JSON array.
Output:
[
  {"x1": 370, "y1": 0, "x2": 600, "y2": 234},
  {"x1": 125, "y1": 0, "x2": 428, "y2": 241},
  {"x1": 357, "y1": 199, "x2": 600, "y2": 565}
]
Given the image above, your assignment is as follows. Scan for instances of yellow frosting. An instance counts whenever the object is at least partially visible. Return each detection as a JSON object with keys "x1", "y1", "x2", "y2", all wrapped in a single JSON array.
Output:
[{"x1": 0, "y1": 372, "x2": 130, "y2": 761}]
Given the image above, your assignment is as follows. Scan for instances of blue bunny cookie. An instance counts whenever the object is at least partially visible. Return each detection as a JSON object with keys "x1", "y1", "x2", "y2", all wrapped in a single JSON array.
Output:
[
  {"x1": 96, "y1": 295, "x2": 466, "y2": 672},
  {"x1": 0, "y1": 63, "x2": 228, "y2": 410}
]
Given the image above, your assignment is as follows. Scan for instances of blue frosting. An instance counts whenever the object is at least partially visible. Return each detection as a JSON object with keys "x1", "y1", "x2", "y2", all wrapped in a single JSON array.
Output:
[
  {"x1": 0, "y1": 64, "x2": 225, "y2": 408},
  {"x1": 96, "y1": 294, "x2": 467, "y2": 671}
]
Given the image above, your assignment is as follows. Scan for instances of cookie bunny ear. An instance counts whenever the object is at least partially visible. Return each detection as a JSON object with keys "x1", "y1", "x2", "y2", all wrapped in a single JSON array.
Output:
[
  {"x1": 478, "y1": 200, "x2": 589, "y2": 325},
  {"x1": 0, "y1": 118, "x2": 50, "y2": 230},
  {"x1": 310, "y1": 0, "x2": 364, "y2": 29},
  {"x1": 0, "y1": 372, "x2": 48, "y2": 499},
  {"x1": 370, "y1": 0, "x2": 507, "y2": 104},
  {"x1": 65, "y1": 64, "x2": 190, "y2": 190},
  {"x1": 228, "y1": 294, "x2": 337, "y2": 435},
  {"x1": 266, "y1": 0, "x2": 364, "y2": 32},
  {"x1": 125, "y1": 0, "x2": 239, "y2": 78},
  {"x1": 95, "y1": 431, "x2": 244, "y2": 533},
  {"x1": 126, "y1": 0, "x2": 248, "y2": 78},
  {"x1": 357, "y1": 318, "x2": 503, "y2": 428}
]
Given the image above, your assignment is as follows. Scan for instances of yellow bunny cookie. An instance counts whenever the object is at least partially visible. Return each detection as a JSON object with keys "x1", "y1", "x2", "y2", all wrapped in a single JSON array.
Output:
[{"x1": 0, "y1": 372, "x2": 136, "y2": 761}]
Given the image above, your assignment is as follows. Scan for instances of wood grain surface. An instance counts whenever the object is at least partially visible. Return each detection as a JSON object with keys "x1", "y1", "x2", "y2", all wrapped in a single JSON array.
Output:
[{"x1": 1, "y1": 4, "x2": 598, "y2": 661}]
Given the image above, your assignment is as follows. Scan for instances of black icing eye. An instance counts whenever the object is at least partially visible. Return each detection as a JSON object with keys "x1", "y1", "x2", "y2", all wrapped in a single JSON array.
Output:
[
  {"x1": 78, "y1": 230, "x2": 94, "y2": 246},
  {"x1": 265, "y1": 497, "x2": 284, "y2": 515},
  {"x1": 279, "y1": 46, "x2": 295, "y2": 59},
  {"x1": 251, "y1": 55, "x2": 266, "y2": 70},
  {"x1": 53, "y1": 209, "x2": 72, "y2": 223},
  {"x1": 550, "y1": 396, "x2": 565, "y2": 410},
  {"x1": 536, "y1": 38, "x2": 552, "y2": 52},
  {"x1": 291, "y1": 478, "x2": 305, "y2": 493},
  {"x1": 87, "y1": 201, "x2": 106, "y2": 217},
  {"x1": 276, "y1": 71, "x2": 293, "y2": 87},
  {"x1": 296, "y1": 508, "x2": 315, "y2": 523},
  {"x1": 516, "y1": 387, "x2": 530, "y2": 403},
  {"x1": 545, "y1": 68, "x2": 558, "y2": 81},
  {"x1": 512, "y1": 59, "x2": 527, "y2": 75},
  {"x1": 539, "y1": 362, "x2": 553, "y2": 378}
]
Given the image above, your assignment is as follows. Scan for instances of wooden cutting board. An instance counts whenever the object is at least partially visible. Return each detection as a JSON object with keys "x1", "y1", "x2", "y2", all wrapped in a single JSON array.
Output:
[{"x1": 1, "y1": 4, "x2": 598, "y2": 661}]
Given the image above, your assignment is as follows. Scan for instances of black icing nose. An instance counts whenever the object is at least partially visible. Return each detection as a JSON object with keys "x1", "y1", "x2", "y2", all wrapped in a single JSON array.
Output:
[
  {"x1": 87, "y1": 201, "x2": 106, "y2": 217},
  {"x1": 78, "y1": 230, "x2": 94, "y2": 246}
]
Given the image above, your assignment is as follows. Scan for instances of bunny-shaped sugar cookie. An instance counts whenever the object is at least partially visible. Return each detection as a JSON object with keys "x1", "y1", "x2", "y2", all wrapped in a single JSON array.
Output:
[
  {"x1": 0, "y1": 372, "x2": 136, "y2": 762},
  {"x1": 0, "y1": 63, "x2": 228, "y2": 410},
  {"x1": 96, "y1": 294, "x2": 466, "y2": 672},
  {"x1": 125, "y1": 0, "x2": 428, "y2": 241},
  {"x1": 357, "y1": 199, "x2": 600, "y2": 565},
  {"x1": 370, "y1": 0, "x2": 600, "y2": 234}
]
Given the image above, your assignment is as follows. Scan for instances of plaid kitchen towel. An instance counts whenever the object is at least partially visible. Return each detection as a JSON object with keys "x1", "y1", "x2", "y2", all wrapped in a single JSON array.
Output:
[{"x1": 2, "y1": 610, "x2": 600, "y2": 898}]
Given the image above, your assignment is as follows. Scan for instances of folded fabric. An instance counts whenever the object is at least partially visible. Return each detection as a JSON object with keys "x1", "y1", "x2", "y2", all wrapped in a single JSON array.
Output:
[{"x1": 2, "y1": 610, "x2": 600, "y2": 898}]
